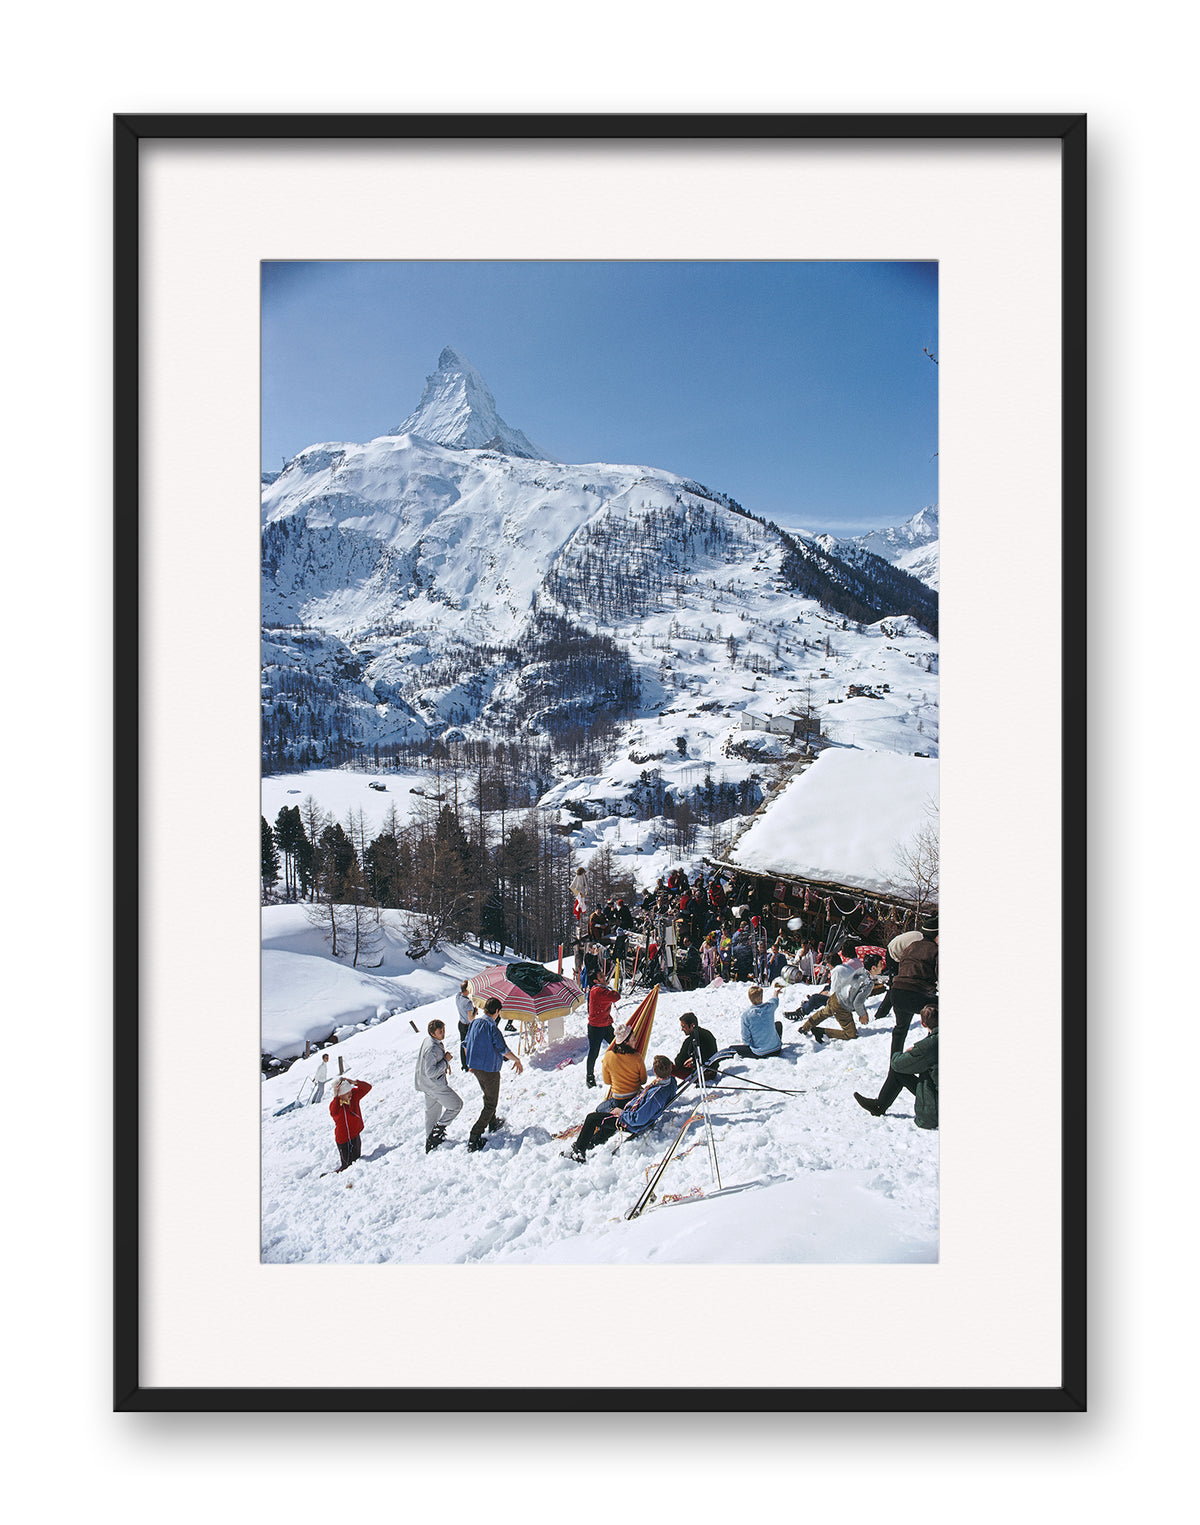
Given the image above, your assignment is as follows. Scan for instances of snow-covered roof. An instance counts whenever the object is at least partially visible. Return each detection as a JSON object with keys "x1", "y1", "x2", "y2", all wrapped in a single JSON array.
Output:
[{"x1": 726, "y1": 749, "x2": 938, "y2": 896}]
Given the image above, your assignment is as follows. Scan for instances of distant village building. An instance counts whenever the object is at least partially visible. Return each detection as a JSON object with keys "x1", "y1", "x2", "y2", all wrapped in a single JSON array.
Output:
[{"x1": 739, "y1": 706, "x2": 809, "y2": 739}]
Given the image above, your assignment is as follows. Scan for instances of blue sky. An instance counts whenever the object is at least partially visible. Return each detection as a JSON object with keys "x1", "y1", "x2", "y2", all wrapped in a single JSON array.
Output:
[{"x1": 262, "y1": 261, "x2": 937, "y2": 535}]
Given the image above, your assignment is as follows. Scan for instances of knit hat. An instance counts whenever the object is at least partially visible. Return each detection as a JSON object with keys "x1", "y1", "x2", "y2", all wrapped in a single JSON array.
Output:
[
  {"x1": 612, "y1": 1022, "x2": 634, "y2": 1046},
  {"x1": 333, "y1": 1078, "x2": 354, "y2": 1097}
]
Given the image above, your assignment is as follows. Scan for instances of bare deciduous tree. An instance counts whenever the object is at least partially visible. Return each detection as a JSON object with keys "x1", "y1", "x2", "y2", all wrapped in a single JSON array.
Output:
[{"x1": 892, "y1": 797, "x2": 939, "y2": 918}]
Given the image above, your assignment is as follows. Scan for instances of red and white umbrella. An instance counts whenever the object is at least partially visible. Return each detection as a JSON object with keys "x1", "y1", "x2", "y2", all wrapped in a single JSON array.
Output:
[{"x1": 465, "y1": 962, "x2": 585, "y2": 1025}]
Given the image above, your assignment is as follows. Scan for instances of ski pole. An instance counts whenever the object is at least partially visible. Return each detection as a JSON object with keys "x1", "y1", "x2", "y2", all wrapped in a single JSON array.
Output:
[
  {"x1": 708, "y1": 1076, "x2": 805, "y2": 1097},
  {"x1": 694, "y1": 1046, "x2": 721, "y2": 1189}
]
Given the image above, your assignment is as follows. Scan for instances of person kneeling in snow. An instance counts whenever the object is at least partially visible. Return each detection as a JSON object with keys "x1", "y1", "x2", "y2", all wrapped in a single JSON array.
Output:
[
  {"x1": 566, "y1": 1055, "x2": 678, "y2": 1162},
  {"x1": 330, "y1": 1076, "x2": 372, "y2": 1172},
  {"x1": 415, "y1": 1017, "x2": 463, "y2": 1153},
  {"x1": 799, "y1": 943, "x2": 884, "y2": 1042}
]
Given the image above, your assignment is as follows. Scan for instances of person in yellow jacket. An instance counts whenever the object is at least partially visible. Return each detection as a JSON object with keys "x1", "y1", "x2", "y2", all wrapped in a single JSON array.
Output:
[{"x1": 599, "y1": 1023, "x2": 647, "y2": 1112}]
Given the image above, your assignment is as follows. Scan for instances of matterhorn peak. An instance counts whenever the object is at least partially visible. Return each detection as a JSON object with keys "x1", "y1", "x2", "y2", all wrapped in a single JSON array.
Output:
[{"x1": 390, "y1": 348, "x2": 552, "y2": 461}]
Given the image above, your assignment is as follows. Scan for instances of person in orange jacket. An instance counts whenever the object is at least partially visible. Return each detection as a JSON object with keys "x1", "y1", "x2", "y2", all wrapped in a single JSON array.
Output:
[{"x1": 329, "y1": 1076, "x2": 372, "y2": 1172}]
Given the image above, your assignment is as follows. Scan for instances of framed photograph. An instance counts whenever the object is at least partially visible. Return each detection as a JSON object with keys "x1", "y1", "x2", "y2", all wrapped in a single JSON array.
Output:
[{"x1": 115, "y1": 113, "x2": 1085, "y2": 1411}]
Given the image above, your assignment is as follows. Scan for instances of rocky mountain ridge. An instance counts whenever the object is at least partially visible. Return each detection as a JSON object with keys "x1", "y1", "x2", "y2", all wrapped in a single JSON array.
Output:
[{"x1": 261, "y1": 352, "x2": 938, "y2": 778}]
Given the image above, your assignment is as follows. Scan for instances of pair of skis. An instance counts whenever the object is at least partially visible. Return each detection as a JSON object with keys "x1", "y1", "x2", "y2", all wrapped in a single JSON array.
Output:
[
  {"x1": 626, "y1": 1062, "x2": 721, "y2": 1219},
  {"x1": 624, "y1": 1060, "x2": 803, "y2": 1219}
]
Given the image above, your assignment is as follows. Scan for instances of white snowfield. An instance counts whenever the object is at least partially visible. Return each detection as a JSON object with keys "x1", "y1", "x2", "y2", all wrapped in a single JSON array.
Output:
[
  {"x1": 262, "y1": 768, "x2": 430, "y2": 846},
  {"x1": 262, "y1": 967, "x2": 937, "y2": 1266},
  {"x1": 262, "y1": 904, "x2": 488, "y2": 1056},
  {"x1": 728, "y1": 749, "x2": 940, "y2": 894}
]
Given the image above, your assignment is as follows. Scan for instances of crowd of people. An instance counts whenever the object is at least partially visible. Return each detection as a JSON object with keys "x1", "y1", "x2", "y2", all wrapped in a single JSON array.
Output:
[
  {"x1": 319, "y1": 902, "x2": 938, "y2": 1174},
  {"x1": 567, "y1": 864, "x2": 862, "y2": 997}
]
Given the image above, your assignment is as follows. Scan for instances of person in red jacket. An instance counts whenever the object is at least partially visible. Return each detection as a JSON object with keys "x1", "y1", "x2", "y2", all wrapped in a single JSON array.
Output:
[
  {"x1": 329, "y1": 1076, "x2": 372, "y2": 1172},
  {"x1": 585, "y1": 974, "x2": 621, "y2": 1088}
]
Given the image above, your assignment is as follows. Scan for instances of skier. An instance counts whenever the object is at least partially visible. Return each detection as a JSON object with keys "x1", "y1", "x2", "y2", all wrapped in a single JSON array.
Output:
[
  {"x1": 415, "y1": 1017, "x2": 463, "y2": 1153},
  {"x1": 329, "y1": 1076, "x2": 372, "y2": 1173}
]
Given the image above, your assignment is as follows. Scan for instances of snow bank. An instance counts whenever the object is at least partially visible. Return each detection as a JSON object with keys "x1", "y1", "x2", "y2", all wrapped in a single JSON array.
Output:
[
  {"x1": 261, "y1": 904, "x2": 503, "y2": 1058},
  {"x1": 262, "y1": 975, "x2": 937, "y2": 1265}
]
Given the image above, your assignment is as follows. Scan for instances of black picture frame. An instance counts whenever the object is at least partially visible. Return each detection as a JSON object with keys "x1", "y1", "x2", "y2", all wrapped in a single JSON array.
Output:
[{"x1": 114, "y1": 111, "x2": 1086, "y2": 1413}]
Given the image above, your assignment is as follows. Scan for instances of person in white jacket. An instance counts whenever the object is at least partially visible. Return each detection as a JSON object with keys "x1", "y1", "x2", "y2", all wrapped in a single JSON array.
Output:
[
  {"x1": 308, "y1": 1051, "x2": 334, "y2": 1104},
  {"x1": 415, "y1": 1018, "x2": 463, "y2": 1153},
  {"x1": 799, "y1": 942, "x2": 886, "y2": 1042}
]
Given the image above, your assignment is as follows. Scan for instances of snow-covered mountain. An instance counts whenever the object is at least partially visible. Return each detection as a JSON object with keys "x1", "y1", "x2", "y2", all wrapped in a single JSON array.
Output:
[
  {"x1": 819, "y1": 505, "x2": 940, "y2": 592},
  {"x1": 262, "y1": 352, "x2": 938, "y2": 775},
  {"x1": 389, "y1": 345, "x2": 551, "y2": 460}
]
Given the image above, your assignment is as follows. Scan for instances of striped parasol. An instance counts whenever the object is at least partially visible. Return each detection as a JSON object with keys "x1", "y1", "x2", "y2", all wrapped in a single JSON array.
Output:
[
  {"x1": 465, "y1": 962, "x2": 585, "y2": 1025},
  {"x1": 622, "y1": 983, "x2": 659, "y2": 1060}
]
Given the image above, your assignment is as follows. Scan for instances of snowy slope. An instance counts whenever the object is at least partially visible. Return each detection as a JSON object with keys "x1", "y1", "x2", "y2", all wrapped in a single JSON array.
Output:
[
  {"x1": 261, "y1": 970, "x2": 937, "y2": 1265},
  {"x1": 262, "y1": 429, "x2": 763, "y2": 643},
  {"x1": 261, "y1": 350, "x2": 938, "y2": 773}
]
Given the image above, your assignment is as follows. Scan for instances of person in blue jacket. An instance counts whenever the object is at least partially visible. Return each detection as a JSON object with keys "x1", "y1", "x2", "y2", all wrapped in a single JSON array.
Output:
[
  {"x1": 463, "y1": 997, "x2": 524, "y2": 1153},
  {"x1": 729, "y1": 985, "x2": 783, "y2": 1058},
  {"x1": 565, "y1": 1055, "x2": 678, "y2": 1162}
]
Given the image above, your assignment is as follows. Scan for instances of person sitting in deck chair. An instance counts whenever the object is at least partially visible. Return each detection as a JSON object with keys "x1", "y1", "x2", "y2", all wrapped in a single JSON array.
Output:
[
  {"x1": 564, "y1": 1055, "x2": 678, "y2": 1162},
  {"x1": 599, "y1": 1023, "x2": 646, "y2": 1110}
]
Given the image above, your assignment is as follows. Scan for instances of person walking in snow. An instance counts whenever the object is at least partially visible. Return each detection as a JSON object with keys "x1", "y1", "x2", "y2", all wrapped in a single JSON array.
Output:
[
  {"x1": 329, "y1": 1076, "x2": 372, "y2": 1172},
  {"x1": 855, "y1": 1005, "x2": 939, "y2": 1128},
  {"x1": 867, "y1": 924, "x2": 938, "y2": 1077},
  {"x1": 415, "y1": 1017, "x2": 463, "y2": 1153},
  {"x1": 309, "y1": 1051, "x2": 333, "y2": 1104},
  {"x1": 584, "y1": 970, "x2": 621, "y2": 1088},
  {"x1": 455, "y1": 980, "x2": 475, "y2": 1072},
  {"x1": 463, "y1": 997, "x2": 524, "y2": 1153}
]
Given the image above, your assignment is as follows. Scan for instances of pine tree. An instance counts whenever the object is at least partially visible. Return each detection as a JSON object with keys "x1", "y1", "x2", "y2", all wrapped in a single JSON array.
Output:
[{"x1": 261, "y1": 816, "x2": 280, "y2": 899}]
